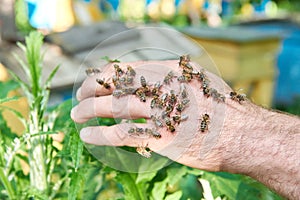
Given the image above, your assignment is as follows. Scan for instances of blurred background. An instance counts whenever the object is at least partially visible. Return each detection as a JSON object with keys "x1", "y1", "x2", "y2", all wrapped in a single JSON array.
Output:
[{"x1": 0, "y1": 0, "x2": 299, "y2": 122}]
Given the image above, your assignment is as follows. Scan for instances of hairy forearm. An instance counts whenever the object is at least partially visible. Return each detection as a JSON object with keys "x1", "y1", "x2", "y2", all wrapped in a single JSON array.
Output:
[{"x1": 222, "y1": 101, "x2": 300, "y2": 199}]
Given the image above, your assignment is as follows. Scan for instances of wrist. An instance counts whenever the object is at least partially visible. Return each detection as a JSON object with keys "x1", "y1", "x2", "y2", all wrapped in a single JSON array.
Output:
[{"x1": 220, "y1": 101, "x2": 300, "y2": 198}]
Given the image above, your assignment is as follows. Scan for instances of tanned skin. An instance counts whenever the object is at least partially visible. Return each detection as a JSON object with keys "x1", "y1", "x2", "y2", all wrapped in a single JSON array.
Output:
[{"x1": 71, "y1": 60, "x2": 300, "y2": 199}]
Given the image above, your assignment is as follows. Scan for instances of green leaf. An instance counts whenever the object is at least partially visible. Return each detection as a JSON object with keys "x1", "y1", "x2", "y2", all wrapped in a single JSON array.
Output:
[
  {"x1": 69, "y1": 130, "x2": 83, "y2": 169},
  {"x1": 7, "y1": 69, "x2": 32, "y2": 103},
  {"x1": 165, "y1": 191, "x2": 182, "y2": 200},
  {"x1": 25, "y1": 31, "x2": 44, "y2": 98},
  {"x1": 166, "y1": 166, "x2": 189, "y2": 186},
  {"x1": 151, "y1": 178, "x2": 168, "y2": 200},
  {"x1": 0, "y1": 80, "x2": 20, "y2": 99},
  {"x1": 101, "y1": 56, "x2": 120, "y2": 63},
  {"x1": 44, "y1": 65, "x2": 60, "y2": 89},
  {"x1": 0, "y1": 167, "x2": 16, "y2": 199},
  {"x1": 68, "y1": 170, "x2": 84, "y2": 200},
  {"x1": 201, "y1": 172, "x2": 241, "y2": 199},
  {"x1": 135, "y1": 171, "x2": 158, "y2": 185},
  {"x1": 116, "y1": 172, "x2": 147, "y2": 200},
  {"x1": 12, "y1": 51, "x2": 30, "y2": 78},
  {"x1": 236, "y1": 176, "x2": 283, "y2": 200}
]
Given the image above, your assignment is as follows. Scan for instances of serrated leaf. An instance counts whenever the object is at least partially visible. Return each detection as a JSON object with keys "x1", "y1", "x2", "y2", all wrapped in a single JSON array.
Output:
[
  {"x1": 69, "y1": 130, "x2": 83, "y2": 169},
  {"x1": 165, "y1": 190, "x2": 182, "y2": 200},
  {"x1": 68, "y1": 170, "x2": 84, "y2": 200},
  {"x1": 0, "y1": 80, "x2": 20, "y2": 99}
]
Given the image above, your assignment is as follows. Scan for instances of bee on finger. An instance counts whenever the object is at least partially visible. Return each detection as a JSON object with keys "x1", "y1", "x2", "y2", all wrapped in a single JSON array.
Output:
[
  {"x1": 85, "y1": 68, "x2": 101, "y2": 76},
  {"x1": 96, "y1": 78, "x2": 111, "y2": 89},
  {"x1": 128, "y1": 127, "x2": 144, "y2": 136},
  {"x1": 164, "y1": 71, "x2": 176, "y2": 85},
  {"x1": 152, "y1": 81, "x2": 162, "y2": 97},
  {"x1": 169, "y1": 90, "x2": 177, "y2": 106},
  {"x1": 114, "y1": 64, "x2": 124, "y2": 77},
  {"x1": 179, "y1": 55, "x2": 191, "y2": 67},
  {"x1": 145, "y1": 128, "x2": 161, "y2": 139},
  {"x1": 135, "y1": 88, "x2": 146, "y2": 102},
  {"x1": 199, "y1": 114, "x2": 210, "y2": 133},
  {"x1": 164, "y1": 117, "x2": 175, "y2": 132},
  {"x1": 172, "y1": 114, "x2": 188, "y2": 124},
  {"x1": 140, "y1": 76, "x2": 151, "y2": 95},
  {"x1": 151, "y1": 115, "x2": 164, "y2": 128},
  {"x1": 230, "y1": 91, "x2": 246, "y2": 103},
  {"x1": 126, "y1": 65, "x2": 136, "y2": 77},
  {"x1": 180, "y1": 84, "x2": 188, "y2": 99},
  {"x1": 210, "y1": 88, "x2": 225, "y2": 103},
  {"x1": 112, "y1": 75, "x2": 122, "y2": 89}
]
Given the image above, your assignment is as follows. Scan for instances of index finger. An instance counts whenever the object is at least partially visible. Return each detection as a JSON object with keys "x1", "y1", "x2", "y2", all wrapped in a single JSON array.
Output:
[{"x1": 76, "y1": 60, "x2": 180, "y2": 101}]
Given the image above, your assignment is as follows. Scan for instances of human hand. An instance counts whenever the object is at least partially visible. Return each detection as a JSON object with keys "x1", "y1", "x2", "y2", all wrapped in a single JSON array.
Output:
[{"x1": 71, "y1": 58, "x2": 243, "y2": 171}]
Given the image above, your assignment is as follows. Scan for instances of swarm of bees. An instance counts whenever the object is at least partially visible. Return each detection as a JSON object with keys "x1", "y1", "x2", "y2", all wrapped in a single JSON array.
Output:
[{"x1": 89, "y1": 55, "x2": 247, "y2": 158}]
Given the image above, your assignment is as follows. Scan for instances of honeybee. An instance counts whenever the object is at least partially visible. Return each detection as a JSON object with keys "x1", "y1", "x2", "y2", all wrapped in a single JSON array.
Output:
[
  {"x1": 135, "y1": 88, "x2": 146, "y2": 102},
  {"x1": 85, "y1": 68, "x2": 101, "y2": 76},
  {"x1": 172, "y1": 114, "x2": 188, "y2": 124},
  {"x1": 112, "y1": 75, "x2": 122, "y2": 89},
  {"x1": 151, "y1": 115, "x2": 164, "y2": 127},
  {"x1": 152, "y1": 81, "x2": 162, "y2": 97},
  {"x1": 112, "y1": 89, "x2": 125, "y2": 97},
  {"x1": 180, "y1": 84, "x2": 188, "y2": 99},
  {"x1": 163, "y1": 71, "x2": 176, "y2": 84},
  {"x1": 128, "y1": 127, "x2": 144, "y2": 135},
  {"x1": 96, "y1": 78, "x2": 111, "y2": 89},
  {"x1": 114, "y1": 64, "x2": 124, "y2": 77},
  {"x1": 139, "y1": 76, "x2": 151, "y2": 94},
  {"x1": 136, "y1": 144, "x2": 152, "y2": 158},
  {"x1": 164, "y1": 117, "x2": 175, "y2": 132},
  {"x1": 175, "y1": 99, "x2": 189, "y2": 112},
  {"x1": 177, "y1": 72, "x2": 192, "y2": 82},
  {"x1": 140, "y1": 75, "x2": 147, "y2": 87},
  {"x1": 165, "y1": 103, "x2": 174, "y2": 115},
  {"x1": 203, "y1": 87, "x2": 210, "y2": 97},
  {"x1": 179, "y1": 55, "x2": 190, "y2": 67},
  {"x1": 126, "y1": 65, "x2": 136, "y2": 76},
  {"x1": 145, "y1": 128, "x2": 161, "y2": 139},
  {"x1": 123, "y1": 87, "x2": 137, "y2": 95},
  {"x1": 200, "y1": 114, "x2": 210, "y2": 133},
  {"x1": 198, "y1": 69, "x2": 207, "y2": 82},
  {"x1": 202, "y1": 78, "x2": 210, "y2": 89},
  {"x1": 120, "y1": 75, "x2": 134, "y2": 86},
  {"x1": 150, "y1": 96, "x2": 158, "y2": 109},
  {"x1": 230, "y1": 91, "x2": 246, "y2": 103},
  {"x1": 210, "y1": 88, "x2": 225, "y2": 103},
  {"x1": 169, "y1": 90, "x2": 177, "y2": 106},
  {"x1": 160, "y1": 93, "x2": 169, "y2": 106}
]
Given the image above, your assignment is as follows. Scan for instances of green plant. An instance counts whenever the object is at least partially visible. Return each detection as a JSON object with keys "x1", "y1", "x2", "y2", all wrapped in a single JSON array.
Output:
[{"x1": 0, "y1": 31, "x2": 283, "y2": 200}]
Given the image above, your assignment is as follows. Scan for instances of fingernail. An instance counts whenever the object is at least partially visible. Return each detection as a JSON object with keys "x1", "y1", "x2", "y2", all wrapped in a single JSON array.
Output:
[{"x1": 80, "y1": 128, "x2": 91, "y2": 141}]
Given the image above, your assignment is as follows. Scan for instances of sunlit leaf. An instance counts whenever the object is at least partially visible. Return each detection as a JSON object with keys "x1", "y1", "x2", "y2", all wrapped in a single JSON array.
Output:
[{"x1": 165, "y1": 190, "x2": 182, "y2": 200}]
